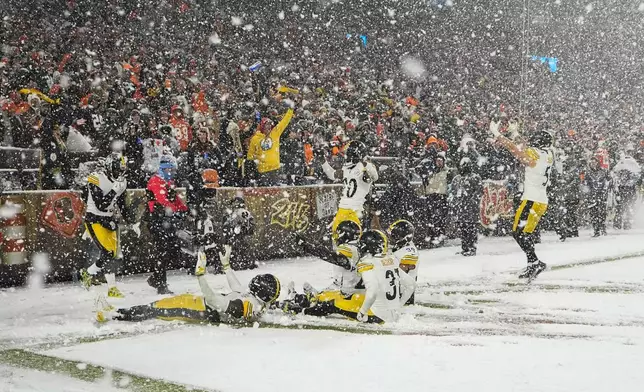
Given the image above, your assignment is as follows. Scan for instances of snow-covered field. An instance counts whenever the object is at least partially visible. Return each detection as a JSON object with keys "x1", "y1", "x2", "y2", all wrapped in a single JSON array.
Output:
[{"x1": 2, "y1": 230, "x2": 644, "y2": 391}]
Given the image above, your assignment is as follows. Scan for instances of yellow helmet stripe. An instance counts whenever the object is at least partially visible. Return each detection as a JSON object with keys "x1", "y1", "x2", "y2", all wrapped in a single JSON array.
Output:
[
  {"x1": 269, "y1": 277, "x2": 281, "y2": 304},
  {"x1": 388, "y1": 219, "x2": 412, "y2": 234}
]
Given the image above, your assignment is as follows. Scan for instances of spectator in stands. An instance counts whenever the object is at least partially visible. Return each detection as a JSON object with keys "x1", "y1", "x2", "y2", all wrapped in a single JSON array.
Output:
[
  {"x1": 281, "y1": 124, "x2": 307, "y2": 185},
  {"x1": 184, "y1": 126, "x2": 224, "y2": 208},
  {"x1": 169, "y1": 105, "x2": 192, "y2": 152},
  {"x1": 247, "y1": 106, "x2": 294, "y2": 186}
]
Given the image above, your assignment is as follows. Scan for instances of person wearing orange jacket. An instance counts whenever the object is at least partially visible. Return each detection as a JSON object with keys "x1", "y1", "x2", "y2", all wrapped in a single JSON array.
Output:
[
  {"x1": 247, "y1": 106, "x2": 294, "y2": 186},
  {"x1": 146, "y1": 155, "x2": 188, "y2": 293}
]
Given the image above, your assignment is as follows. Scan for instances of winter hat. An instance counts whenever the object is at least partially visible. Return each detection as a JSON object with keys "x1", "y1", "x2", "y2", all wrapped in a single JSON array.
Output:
[{"x1": 158, "y1": 155, "x2": 177, "y2": 181}]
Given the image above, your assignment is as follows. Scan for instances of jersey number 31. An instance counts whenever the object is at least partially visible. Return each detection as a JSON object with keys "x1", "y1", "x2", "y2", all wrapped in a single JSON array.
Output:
[{"x1": 385, "y1": 268, "x2": 401, "y2": 301}]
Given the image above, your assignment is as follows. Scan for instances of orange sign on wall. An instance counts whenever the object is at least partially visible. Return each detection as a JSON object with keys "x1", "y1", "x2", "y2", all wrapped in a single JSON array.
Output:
[{"x1": 40, "y1": 192, "x2": 85, "y2": 238}]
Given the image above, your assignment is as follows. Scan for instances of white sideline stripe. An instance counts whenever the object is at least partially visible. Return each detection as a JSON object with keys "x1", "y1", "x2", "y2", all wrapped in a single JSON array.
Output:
[
  {"x1": 3, "y1": 252, "x2": 27, "y2": 265},
  {"x1": 1, "y1": 226, "x2": 26, "y2": 240}
]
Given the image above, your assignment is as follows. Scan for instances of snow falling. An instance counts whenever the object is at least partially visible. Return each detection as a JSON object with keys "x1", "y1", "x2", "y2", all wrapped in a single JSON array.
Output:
[{"x1": 1, "y1": 0, "x2": 644, "y2": 391}]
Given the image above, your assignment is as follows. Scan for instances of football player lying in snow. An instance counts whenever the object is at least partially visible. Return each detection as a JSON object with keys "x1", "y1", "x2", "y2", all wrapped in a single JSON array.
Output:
[
  {"x1": 284, "y1": 228, "x2": 415, "y2": 324},
  {"x1": 95, "y1": 245, "x2": 281, "y2": 324}
]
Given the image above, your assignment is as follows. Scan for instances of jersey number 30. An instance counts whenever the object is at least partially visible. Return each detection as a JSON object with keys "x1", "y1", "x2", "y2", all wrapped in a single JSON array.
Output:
[
  {"x1": 385, "y1": 268, "x2": 401, "y2": 301},
  {"x1": 343, "y1": 178, "x2": 358, "y2": 198}
]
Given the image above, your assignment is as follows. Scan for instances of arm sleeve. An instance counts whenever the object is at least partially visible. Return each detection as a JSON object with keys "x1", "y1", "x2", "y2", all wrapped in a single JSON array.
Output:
[
  {"x1": 299, "y1": 239, "x2": 351, "y2": 270},
  {"x1": 357, "y1": 267, "x2": 379, "y2": 315},
  {"x1": 272, "y1": 108, "x2": 294, "y2": 138},
  {"x1": 398, "y1": 269, "x2": 417, "y2": 306},
  {"x1": 198, "y1": 275, "x2": 230, "y2": 313},
  {"x1": 148, "y1": 178, "x2": 187, "y2": 212},
  {"x1": 496, "y1": 137, "x2": 537, "y2": 167},
  {"x1": 364, "y1": 162, "x2": 379, "y2": 182},
  {"x1": 88, "y1": 182, "x2": 116, "y2": 211},
  {"x1": 115, "y1": 190, "x2": 132, "y2": 223},
  {"x1": 147, "y1": 178, "x2": 172, "y2": 208},
  {"x1": 224, "y1": 268, "x2": 244, "y2": 293},
  {"x1": 172, "y1": 191, "x2": 188, "y2": 212},
  {"x1": 247, "y1": 134, "x2": 259, "y2": 160},
  {"x1": 322, "y1": 161, "x2": 337, "y2": 181}
]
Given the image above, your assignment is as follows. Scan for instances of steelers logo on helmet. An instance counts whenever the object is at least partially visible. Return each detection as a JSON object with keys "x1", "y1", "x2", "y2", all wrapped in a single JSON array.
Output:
[
  {"x1": 104, "y1": 152, "x2": 127, "y2": 181},
  {"x1": 387, "y1": 220, "x2": 415, "y2": 251},
  {"x1": 260, "y1": 137, "x2": 273, "y2": 151},
  {"x1": 249, "y1": 274, "x2": 281, "y2": 303},
  {"x1": 335, "y1": 220, "x2": 362, "y2": 245},
  {"x1": 529, "y1": 130, "x2": 554, "y2": 149},
  {"x1": 345, "y1": 140, "x2": 367, "y2": 164},
  {"x1": 358, "y1": 229, "x2": 389, "y2": 257}
]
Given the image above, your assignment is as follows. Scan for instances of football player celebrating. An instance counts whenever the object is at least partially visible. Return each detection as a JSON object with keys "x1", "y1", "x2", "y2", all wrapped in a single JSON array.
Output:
[
  {"x1": 80, "y1": 152, "x2": 137, "y2": 298},
  {"x1": 95, "y1": 245, "x2": 280, "y2": 324},
  {"x1": 285, "y1": 230, "x2": 415, "y2": 324},
  {"x1": 489, "y1": 121, "x2": 554, "y2": 282},
  {"x1": 354, "y1": 230, "x2": 416, "y2": 323},
  {"x1": 322, "y1": 141, "x2": 378, "y2": 243},
  {"x1": 387, "y1": 220, "x2": 419, "y2": 304},
  {"x1": 282, "y1": 220, "x2": 362, "y2": 314}
]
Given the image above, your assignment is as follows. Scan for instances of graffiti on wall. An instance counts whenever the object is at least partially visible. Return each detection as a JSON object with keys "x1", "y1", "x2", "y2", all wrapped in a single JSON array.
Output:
[
  {"x1": 480, "y1": 180, "x2": 514, "y2": 229},
  {"x1": 270, "y1": 198, "x2": 310, "y2": 232}
]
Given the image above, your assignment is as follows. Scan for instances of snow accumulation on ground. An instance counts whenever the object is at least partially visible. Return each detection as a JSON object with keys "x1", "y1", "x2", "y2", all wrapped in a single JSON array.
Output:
[
  {"x1": 2, "y1": 230, "x2": 644, "y2": 391},
  {"x1": 0, "y1": 364, "x2": 124, "y2": 392}
]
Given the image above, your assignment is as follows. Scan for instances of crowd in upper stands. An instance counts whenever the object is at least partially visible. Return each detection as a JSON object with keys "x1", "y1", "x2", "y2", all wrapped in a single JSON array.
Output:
[{"x1": 2, "y1": 0, "x2": 644, "y2": 242}]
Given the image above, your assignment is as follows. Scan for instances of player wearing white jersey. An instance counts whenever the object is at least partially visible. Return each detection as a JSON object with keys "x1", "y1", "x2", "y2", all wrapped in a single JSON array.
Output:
[
  {"x1": 322, "y1": 141, "x2": 378, "y2": 242},
  {"x1": 80, "y1": 153, "x2": 137, "y2": 298},
  {"x1": 284, "y1": 229, "x2": 414, "y2": 323},
  {"x1": 281, "y1": 221, "x2": 364, "y2": 315},
  {"x1": 388, "y1": 220, "x2": 419, "y2": 304},
  {"x1": 355, "y1": 230, "x2": 416, "y2": 323},
  {"x1": 490, "y1": 123, "x2": 554, "y2": 282},
  {"x1": 95, "y1": 245, "x2": 280, "y2": 324}
]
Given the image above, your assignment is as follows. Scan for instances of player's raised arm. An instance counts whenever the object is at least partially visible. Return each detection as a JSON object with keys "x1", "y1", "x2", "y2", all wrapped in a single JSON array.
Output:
[
  {"x1": 218, "y1": 245, "x2": 244, "y2": 293},
  {"x1": 363, "y1": 159, "x2": 379, "y2": 182},
  {"x1": 195, "y1": 251, "x2": 232, "y2": 313},
  {"x1": 293, "y1": 234, "x2": 352, "y2": 269},
  {"x1": 321, "y1": 160, "x2": 338, "y2": 181},
  {"x1": 488, "y1": 120, "x2": 538, "y2": 168}
]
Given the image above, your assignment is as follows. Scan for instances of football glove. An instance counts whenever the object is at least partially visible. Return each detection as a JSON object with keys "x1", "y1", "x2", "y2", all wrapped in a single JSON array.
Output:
[{"x1": 219, "y1": 244, "x2": 232, "y2": 270}]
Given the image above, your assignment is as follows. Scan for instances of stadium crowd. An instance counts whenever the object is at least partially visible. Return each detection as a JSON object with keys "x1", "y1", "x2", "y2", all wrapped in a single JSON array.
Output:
[{"x1": 2, "y1": 0, "x2": 644, "y2": 251}]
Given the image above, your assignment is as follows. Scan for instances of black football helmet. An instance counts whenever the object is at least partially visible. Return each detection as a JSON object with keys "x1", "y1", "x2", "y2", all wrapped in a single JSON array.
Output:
[
  {"x1": 249, "y1": 274, "x2": 281, "y2": 303},
  {"x1": 103, "y1": 152, "x2": 127, "y2": 181},
  {"x1": 529, "y1": 130, "x2": 553, "y2": 149},
  {"x1": 345, "y1": 140, "x2": 367, "y2": 164},
  {"x1": 387, "y1": 220, "x2": 415, "y2": 251},
  {"x1": 335, "y1": 220, "x2": 362, "y2": 245},
  {"x1": 358, "y1": 229, "x2": 388, "y2": 257}
]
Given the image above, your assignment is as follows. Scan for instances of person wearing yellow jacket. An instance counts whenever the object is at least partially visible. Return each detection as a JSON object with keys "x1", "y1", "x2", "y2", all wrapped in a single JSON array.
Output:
[{"x1": 247, "y1": 107, "x2": 294, "y2": 186}]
